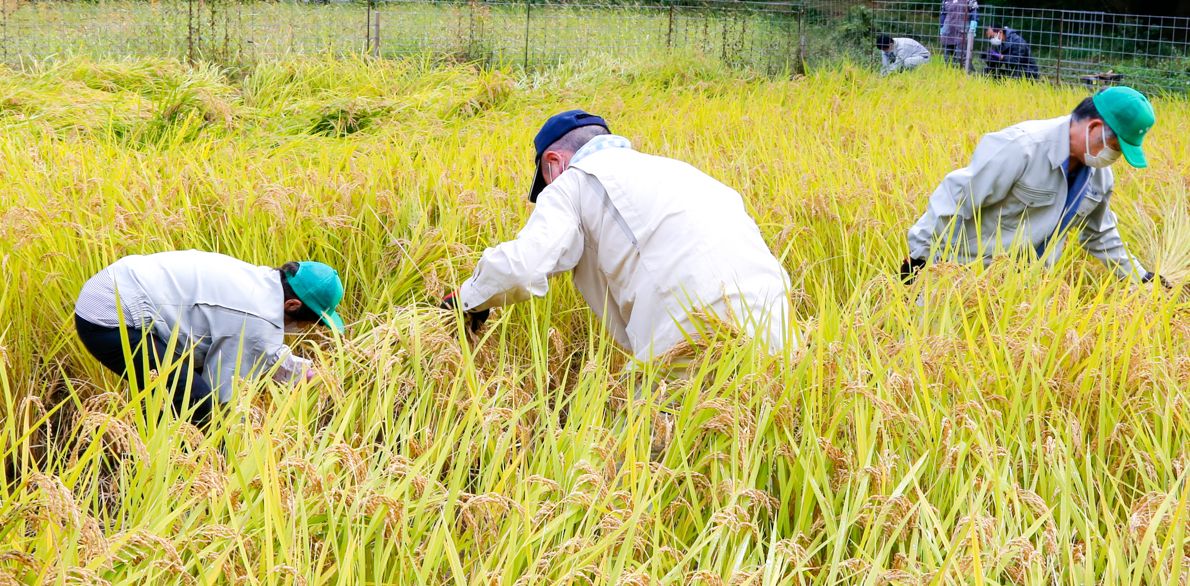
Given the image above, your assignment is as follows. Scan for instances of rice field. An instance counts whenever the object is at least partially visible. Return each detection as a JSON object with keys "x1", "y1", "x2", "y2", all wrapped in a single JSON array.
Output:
[{"x1": 0, "y1": 55, "x2": 1188, "y2": 584}]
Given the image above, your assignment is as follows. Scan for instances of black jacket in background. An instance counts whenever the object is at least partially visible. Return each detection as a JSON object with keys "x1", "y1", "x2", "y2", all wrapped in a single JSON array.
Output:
[{"x1": 984, "y1": 29, "x2": 1040, "y2": 79}]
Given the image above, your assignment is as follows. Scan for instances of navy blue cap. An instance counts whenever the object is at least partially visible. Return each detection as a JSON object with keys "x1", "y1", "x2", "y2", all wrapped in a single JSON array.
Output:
[{"x1": 530, "y1": 110, "x2": 609, "y2": 202}]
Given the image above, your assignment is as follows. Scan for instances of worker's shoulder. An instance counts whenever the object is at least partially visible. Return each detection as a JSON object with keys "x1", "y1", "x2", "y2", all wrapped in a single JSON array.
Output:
[
  {"x1": 985, "y1": 116, "x2": 1066, "y2": 147},
  {"x1": 581, "y1": 147, "x2": 694, "y2": 171},
  {"x1": 119, "y1": 249, "x2": 255, "y2": 270},
  {"x1": 573, "y1": 144, "x2": 645, "y2": 165}
]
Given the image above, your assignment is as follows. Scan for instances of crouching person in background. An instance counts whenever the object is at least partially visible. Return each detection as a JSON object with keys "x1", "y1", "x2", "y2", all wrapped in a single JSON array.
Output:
[
  {"x1": 982, "y1": 24, "x2": 1039, "y2": 80},
  {"x1": 877, "y1": 34, "x2": 931, "y2": 76},
  {"x1": 74, "y1": 250, "x2": 345, "y2": 429}
]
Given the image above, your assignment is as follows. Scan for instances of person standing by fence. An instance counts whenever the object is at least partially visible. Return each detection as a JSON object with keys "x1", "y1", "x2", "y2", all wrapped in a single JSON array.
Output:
[{"x1": 940, "y1": 0, "x2": 979, "y2": 67}]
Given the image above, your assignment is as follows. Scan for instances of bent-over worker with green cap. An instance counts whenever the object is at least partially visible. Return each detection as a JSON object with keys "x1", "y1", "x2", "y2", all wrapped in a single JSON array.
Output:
[
  {"x1": 902, "y1": 87, "x2": 1164, "y2": 285},
  {"x1": 74, "y1": 250, "x2": 346, "y2": 428}
]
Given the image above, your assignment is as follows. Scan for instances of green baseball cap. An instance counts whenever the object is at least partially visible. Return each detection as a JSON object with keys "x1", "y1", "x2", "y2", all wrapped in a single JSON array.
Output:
[
  {"x1": 288, "y1": 261, "x2": 345, "y2": 333},
  {"x1": 1092, "y1": 86, "x2": 1155, "y2": 169}
]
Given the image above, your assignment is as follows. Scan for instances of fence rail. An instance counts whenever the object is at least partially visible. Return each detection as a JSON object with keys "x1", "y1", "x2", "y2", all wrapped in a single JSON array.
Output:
[
  {"x1": 874, "y1": 1, "x2": 1190, "y2": 94},
  {"x1": 1, "y1": 0, "x2": 1188, "y2": 95}
]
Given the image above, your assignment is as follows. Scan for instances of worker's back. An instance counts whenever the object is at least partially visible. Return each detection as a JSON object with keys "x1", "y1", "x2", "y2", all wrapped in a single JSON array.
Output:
[
  {"x1": 111, "y1": 251, "x2": 278, "y2": 324},
  {"x1": 569, "y1": 147, "x2": 791, "y2": 359},
  {"x1": 108, "y1": 251, "x2": 283, "y2": 369}
]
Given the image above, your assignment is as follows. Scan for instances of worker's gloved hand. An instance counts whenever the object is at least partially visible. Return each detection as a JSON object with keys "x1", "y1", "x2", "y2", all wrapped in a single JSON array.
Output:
[
  {"x1": 939, "y1": 26, "x2": 946, "y2": 36},
  {"x1": 900, "y1": 256, "x2": 927, "y2": 284},
  {"x1": 440, "y1": 291, "x2": 491, "y2": 334},
  {"x1": 1142, "y1": 272, "x2": 1172, "y2": 289}
]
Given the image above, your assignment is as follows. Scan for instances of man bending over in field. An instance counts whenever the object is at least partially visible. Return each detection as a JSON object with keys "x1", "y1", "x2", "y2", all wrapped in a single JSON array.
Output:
[
  {"x1": 443, "y1": 110, "x2": 793, "y2": 362},
  {"x1": 75, "y1": 250, "x2": 345, "y2": 429},
  {"x1": 877, "y1": 33, "x2": 931, "y2": 76},
  {"x1": 902, "y1": 87, "x2": 1168, "y2": 287}
]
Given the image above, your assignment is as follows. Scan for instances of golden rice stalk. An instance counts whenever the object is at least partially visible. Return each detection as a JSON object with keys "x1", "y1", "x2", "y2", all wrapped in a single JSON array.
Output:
[
  {"x1": 110, "y1": 530, "x2": 183, "y2": 566},
  {"x1": 1134, "y1": 193, "x2": 1190, "y2": 284},
  {"x1": 80, "y1": 392, "x2": 127, "y2": 414},
  {"x1": 687, "y1": 571, "x2": 725, "y2": 586},
  {"x1": 816, "y1": 437, "x2": 852, "y2": 488},
  {"x1": 171, "y1": 450, "x2": 228, "y2": 500},
  {"x1": 708, "y1": 505, "x2": 757, "y2": 536},
  {"x1": 361, "y1": 493, "x2": 404, "y2": 539},
  {"x1": 877, "y1": 569, "x2": 917, "y2": 585},
  {"x1": 517, "y1": 536, "x2": 592, "y2": 584},
  {"x1": 524, "y1": 475, "x2": 562, "y2": 494},
  {"x1": 0, "y1": 552, "x2": 37, "y2": 575},
  {"x1": 278, "y1": 456, "x2": 327, "y2": 496},
  {"x1": 951, "y1": 514, "x2": 996, "y2": 549},
  {"x1": 559, "y1": 564, "x2": 605, "y2": 585},
  {"x1": 53, "y1": 567, "x2": 112, "y2": 586},
  {"x1": 615, "y1": 572, "x2": 651, "y2": 586},
  {"x1": 999, "y1": 538, "x2": 1040, "y2": 585},
  {"x1": 272, "y1": 564, "x2": 307, "y2": 586},
  {"x1": 149, "y1": 559, "x2": 196, "y2": 585},
  {"x1": 328, "y1": 443, "x2": 368, "y2": 486},
  {"x1": 1127, "y1": 491, "x2": 1179, "y2": 540},
  {"x1": 26, "y1": 473, "x2": 109, "y2": 563},
  {"x1": 773, "y1": 538, "x2": 813, "y2": 574},
  {"x1": 860, "y1": 494, "x2": 918, "y2": 537},
  {"x1": 838, "y1": 558, "x2": 871, "y2": 576}
]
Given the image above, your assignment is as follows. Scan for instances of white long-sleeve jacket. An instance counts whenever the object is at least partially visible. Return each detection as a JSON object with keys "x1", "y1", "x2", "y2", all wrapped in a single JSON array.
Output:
[
  {"x1": 907, "y1": 116, "x2": 1147, "y2": 280},
  {"x1": 458, "y1": 139, "x2": 792, "y2": 361},
  {"x1": 75, "y1": 250, "x2": 310, "y2": 402},
  {"x1": 881, "y1": 38, "x2": 931, "y2": 75}
]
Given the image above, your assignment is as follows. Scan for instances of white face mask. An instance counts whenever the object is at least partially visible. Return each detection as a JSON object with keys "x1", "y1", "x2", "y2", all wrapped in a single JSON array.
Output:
[
  {"x1": 1084, "y1": 124, "x2": 1122, "y2": 169},
  {"x1": 285, "y1": 322, "x2": 309, "y2": 335},
  {"x1": 989, "y1": 36, "x2": 1003, "y2": 47}
]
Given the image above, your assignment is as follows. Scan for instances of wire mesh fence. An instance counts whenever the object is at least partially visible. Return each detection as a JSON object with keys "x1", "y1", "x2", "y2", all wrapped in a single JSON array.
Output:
[
  {"x1": 373, "y1": 0, "x2": 801, "y2": 71},
  {"x1": 874, "y1": 1, "x2": 1190, "y2": 94},
  {"x1": 0, "y1": 0, "x2": 804, "y2": 73},
  {"x1": 1, "y1": 0, "x2": 1188, "y2": 95}
]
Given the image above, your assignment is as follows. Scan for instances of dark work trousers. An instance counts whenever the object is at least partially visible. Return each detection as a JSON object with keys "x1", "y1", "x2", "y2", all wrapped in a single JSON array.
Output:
[
  {"x1": 943, "y1": 44, "x2": 965, "y2": 67},
  {"x1": 74, "y1": 314, "x2": 214, "y2": 429}
]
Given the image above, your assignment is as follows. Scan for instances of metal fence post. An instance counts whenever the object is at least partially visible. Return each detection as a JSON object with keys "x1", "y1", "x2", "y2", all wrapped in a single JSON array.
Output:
[
  {"x1": 1055, "y1": 11, "x2": 1064, "y2": 85},
  {"x1": 523, "y1": 0, "x2": 530, "y2": 69},
  {"x1": 720, "y1": 9, "x2": 729, "y2": 62},
  {"x1": 2, "y1": 1, "x2": 8, "y2": 67},
  {"x1": 373, "y1": 9, "x2": 381, "y2": 57},
  {"x1": 963, "y1": 24, "x2": 974, "y2": 73},
  {"x1": 797, "y1": 4, "x2": 806, "y2": 75},
  {"x1": 468, "y1": 0, "x2": 477, "y2": 58},
  {"x1": 666, "y1": 3, "x2": 675, "y2": 50},
  {"x1": 187, "y1": 0, "x2": 194, "y2": 63}
]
